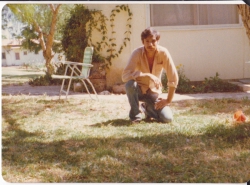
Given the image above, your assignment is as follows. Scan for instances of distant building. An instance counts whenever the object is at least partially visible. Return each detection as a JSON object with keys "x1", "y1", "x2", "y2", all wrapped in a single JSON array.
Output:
[
  {"x1": 1, "y1": 5, "x2": 64, "y2": 67},
  {"x1": 1, "y1": 5, "x2": 44, "y2": 66},
  {"x1": 2, "y1": 39, "x2": 64, "y2": 66},
  {"x1": 2, "y1": 39, "x2": 43, "y2": 66}
]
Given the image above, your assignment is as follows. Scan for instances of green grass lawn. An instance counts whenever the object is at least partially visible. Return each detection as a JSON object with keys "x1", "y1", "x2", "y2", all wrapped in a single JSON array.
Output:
[
  {"x1": 2, "y1": 66, "x2": 45, "y2": 86},
  {"x1": 2, "y1": 95, "x2": 250, "y2": 183}
]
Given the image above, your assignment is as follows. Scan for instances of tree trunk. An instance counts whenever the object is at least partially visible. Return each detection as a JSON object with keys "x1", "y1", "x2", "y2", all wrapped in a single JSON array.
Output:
[
  {"x1": 238, "y1": 4, "x2": 250, "y2": 43},
  {"x1": 34, "y1": 4, "x2": 61, "y2": 75},
  {"x1": 43, "y1": 51, "x2": 54, "y2": 75}
]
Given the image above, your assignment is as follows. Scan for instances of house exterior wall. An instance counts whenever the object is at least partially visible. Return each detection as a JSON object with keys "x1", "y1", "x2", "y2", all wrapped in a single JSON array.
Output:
[
  {"x1": 2, "y1": 47, "x2": 64, "y2": 67},
  {"x1": 86, "y1": 4, "x2": 147, "y2": 87},
  {"x1": 243, "y1": 32, "x2": 250, "y2": 79},
  {"x1": 86, "y1": 4, "x2": 250, "y2": 88},
  {"x1": 3, "y1": 4, "x2": 248, "y2": 87},
  {"x1": 157, "y1": 27, "x2": 250, "y2": 81},
  {"x1": 3, "y1": 49, "x2": 44, "y2": 66}
]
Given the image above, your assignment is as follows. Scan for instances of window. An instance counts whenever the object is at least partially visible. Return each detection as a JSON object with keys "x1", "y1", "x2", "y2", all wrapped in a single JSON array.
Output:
[
  {"x1": 15, "y1": 53, "x2": 20, "y2": 60},
  {"x1": 24, "y1": 51, "x2": 27, "y2": 55},
  {"x1": 2, "y1": 52, "x2": 6, "y2": 59},
  {"x1": 150, "y1": 4, "x2": 239, "y2": 27}
]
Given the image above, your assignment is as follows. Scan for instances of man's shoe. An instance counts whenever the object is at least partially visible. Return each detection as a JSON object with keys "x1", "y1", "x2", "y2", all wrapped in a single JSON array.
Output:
[{"x1": 131, "y1": 118, "x2": 142, "y2": 124}]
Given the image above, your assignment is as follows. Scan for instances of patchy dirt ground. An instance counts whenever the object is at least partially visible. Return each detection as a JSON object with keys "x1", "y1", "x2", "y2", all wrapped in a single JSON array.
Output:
[
  {"x1": 1, "y1": 83, "x2": 130, "y2": 103},
  {"x1": 2, "y1": 66, "x2": 250, "y2": 102},
  {"x1": 2, "y1": 83, "x2": 61, "y2": 96},
  {"x1": 2, "y1": 82, "x2": 250, "y2": 103},
  {"x1": 1, "y1": 66, "x2": 128, "y2": 101}
]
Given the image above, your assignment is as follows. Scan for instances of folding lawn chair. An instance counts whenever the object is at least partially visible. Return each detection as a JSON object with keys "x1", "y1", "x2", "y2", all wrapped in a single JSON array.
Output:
[{"x1": 52, "y1": 47, "x2": 98, "y2": 100}]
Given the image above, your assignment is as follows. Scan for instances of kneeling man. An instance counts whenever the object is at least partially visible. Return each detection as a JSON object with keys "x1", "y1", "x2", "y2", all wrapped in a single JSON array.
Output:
[{"x1": 122, "y1": 27, "x2": 179, "y2": 123}]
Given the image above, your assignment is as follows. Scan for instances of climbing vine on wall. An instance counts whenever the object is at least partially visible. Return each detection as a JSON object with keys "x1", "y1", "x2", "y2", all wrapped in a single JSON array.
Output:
[
  {"x1": 107, "y1": 5, "x2": 133, "y2": 66},
  {"x1": 87, "y1": 4, "x2": 133, "y2": 67},
  {"x1": 61, "y1": 4, "x2": 133, "y2": 69}
]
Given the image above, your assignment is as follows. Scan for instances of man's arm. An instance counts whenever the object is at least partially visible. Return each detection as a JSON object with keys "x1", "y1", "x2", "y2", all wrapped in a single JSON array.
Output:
[
  {"x1": 154, "y1": 48, "x2": 179, "y2": 110},
  {"x1": 122, "y1": 49, "x2": 141, "y2": 82},
  {"x1": 154, "y1": 86, "x2": 176, "y2": 110},
  {"x1": 166, "y1": 86, "x2": 176, "y2": 103}
]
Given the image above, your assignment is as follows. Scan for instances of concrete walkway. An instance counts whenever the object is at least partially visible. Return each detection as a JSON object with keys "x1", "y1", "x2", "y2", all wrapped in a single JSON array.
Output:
[
  {"x1": 2, "y1": 66, "x2": 250, "y2": 101},
  {"x1": 171, "y1": 92, "x2": 250, "y2": 102},
  {"x1": 2, "y1": 83, "x2": 250, "y2": 101}
]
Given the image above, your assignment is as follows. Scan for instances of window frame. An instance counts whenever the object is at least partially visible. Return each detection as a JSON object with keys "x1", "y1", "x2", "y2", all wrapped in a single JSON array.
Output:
[
  {"x1": 15, "y1": 52, "x2": 20, "y2": 60},
  {"x1": 2, "y1": 52, "x2": 6, "y2": 60},
  {"x1": 146, "y1": 4, "x2": 243, "y2": 31}
]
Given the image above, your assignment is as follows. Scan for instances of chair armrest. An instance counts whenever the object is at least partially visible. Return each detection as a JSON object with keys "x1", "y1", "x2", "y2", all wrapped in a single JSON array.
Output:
[
  {"x1": 63, "y1": 61, "x2": 93, "y2": 67},
  {"x1": 51, "y1": 74, "x2": 72, "y2": 79}
]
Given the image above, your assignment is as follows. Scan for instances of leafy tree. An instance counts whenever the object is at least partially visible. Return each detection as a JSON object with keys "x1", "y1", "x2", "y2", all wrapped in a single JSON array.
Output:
[
  {"x1": 21, "y1": 26, "x2": 41, "y2": 54},
  {"x1": 61, "y1": 4, "x2": 107, "y2": 65},
  {"x1": 238, "y1": 4, "x2": 250, "y2": 43},
  {"x1": 61, "y1": 4, "x2": 132, "y2": 68},
  {"x1": 7, "y1": 4, "x2": 72, "y2": 75},
  {"x1": 61, "y1": 5, "x2": 90, "y2": 63}
]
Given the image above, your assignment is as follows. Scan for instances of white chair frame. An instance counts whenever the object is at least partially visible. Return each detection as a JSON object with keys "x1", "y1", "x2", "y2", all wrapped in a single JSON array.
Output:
[{"x1": 52, "y1": 47, "x2": 98, "y2": 100}]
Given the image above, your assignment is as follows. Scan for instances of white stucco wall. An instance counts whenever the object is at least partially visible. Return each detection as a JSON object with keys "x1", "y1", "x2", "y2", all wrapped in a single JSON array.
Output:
[
  {"x1": 158, "y1": 27, "x2": 250, "y2": 81},
  {"x1": 243, "y1": 32, "x2": 250, "y2": 79},
  {"x1": 106, "y1": 4, "x2": 147, "y2": 87},
  {"x1": 85, "y1": 3, "x2": 250, "y2": 88},
  {"x1": 86, "y1": 4, "x2": 147, "y2": 87}
]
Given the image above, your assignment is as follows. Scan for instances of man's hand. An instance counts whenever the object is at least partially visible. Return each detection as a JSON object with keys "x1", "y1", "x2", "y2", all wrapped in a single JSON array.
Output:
[
  {"x1": 155, "y1": 86, "x2": 176, "y2": 110},
  {"x1": 148, "y1": 74, "x2": 162, "y2": 89},
  {"x1": 138, "y1": 73, "x2": 162, "y2": 89},
  {"x1": 154, "y1": 98, "x2": 170, "y2": 110}
]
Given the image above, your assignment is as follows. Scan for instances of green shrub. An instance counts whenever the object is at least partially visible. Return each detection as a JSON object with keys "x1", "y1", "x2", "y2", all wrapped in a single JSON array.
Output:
[
  {"x1": 29, "y1": 62, "x2": 64, "y2": 86},
  {"x1": 29, "y1": 72, "x2": 53, "y2": 86},
  {"x1": 162, "y1": 65, "x2": 240, "y2": 94},
  {"x1": 202, "y1": 72, "x2": 239, "y2": 93},
  {"x1": 175, "y1": 65, "x2": 193, "y2": 94},
  {"x1": 61, "y1": 5, "x2": 90, "y2": 63}
]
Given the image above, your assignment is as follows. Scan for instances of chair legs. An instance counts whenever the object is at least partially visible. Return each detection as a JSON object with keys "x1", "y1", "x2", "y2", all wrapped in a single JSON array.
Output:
[
  {"x1": 58, "y1": 78, "x2": 72, "y2": 100},
  {"x1": 85, "y1": 79, "x2": 99, "y2": 100},
  {"x1": 58, "y1": 78, "x2": 99, "y2": 101},
  {"x1": 58, "y1": 79, "x2": 65, "y2": 99},
  {"x1": 80, "y1": 79, "x2": 99, "y2": 100},
  {"x1": 81, "y1": 80, "x2": 91, "y2": 97}
]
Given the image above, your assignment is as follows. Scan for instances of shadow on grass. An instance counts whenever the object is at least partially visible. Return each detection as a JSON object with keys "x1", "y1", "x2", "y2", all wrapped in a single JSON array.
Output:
[
  {"x1": 2, "y1": 116, "x2": 250, "y2": 182},
  {"x1": 91, "y1": 119, "x2": 133, "y2": 127},
  {"x1": 91, "y1": 118, "x2": 165, "y2": 127},
  {"x1": 2, "y1": 97, "x2": 250, "y2": 182}
]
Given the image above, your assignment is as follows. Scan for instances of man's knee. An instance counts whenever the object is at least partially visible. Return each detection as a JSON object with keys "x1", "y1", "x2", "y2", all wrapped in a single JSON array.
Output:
[
  {"x1": 158, "y1": 106, "x2": 173, "y2": 123},
  {"x1": 125, "y1": 80, "x2": 137, "y2": 93}
]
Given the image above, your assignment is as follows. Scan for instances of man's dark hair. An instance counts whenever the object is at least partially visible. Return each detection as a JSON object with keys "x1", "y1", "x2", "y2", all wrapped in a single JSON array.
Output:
[{"x1": 141, "y1": 27, "x2": 160, "y2": 42}]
